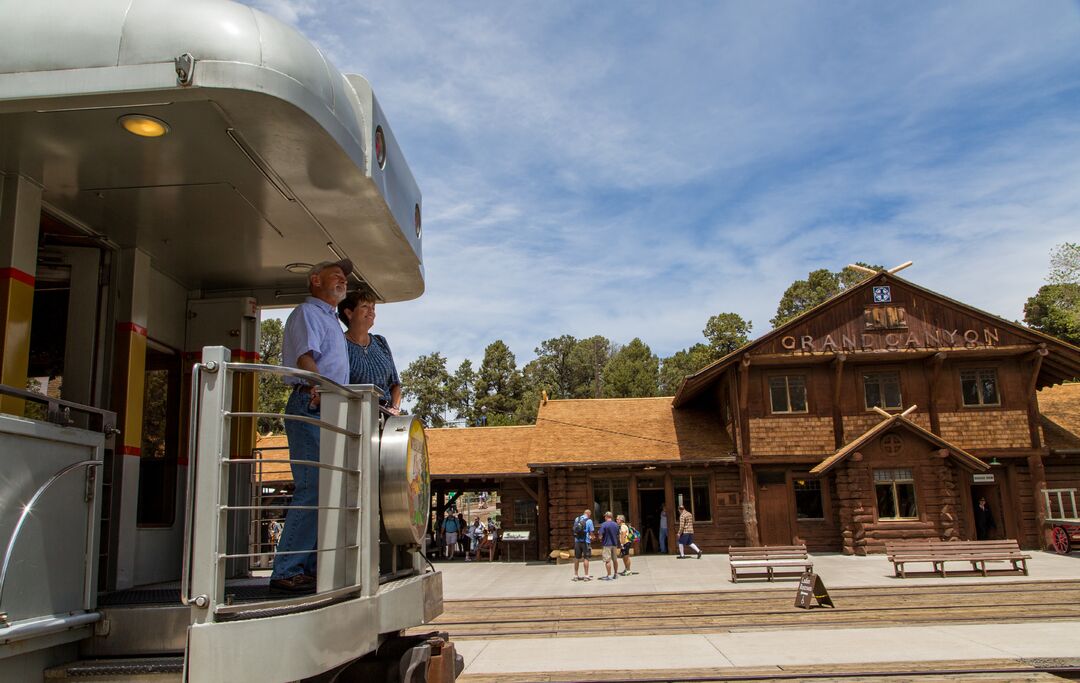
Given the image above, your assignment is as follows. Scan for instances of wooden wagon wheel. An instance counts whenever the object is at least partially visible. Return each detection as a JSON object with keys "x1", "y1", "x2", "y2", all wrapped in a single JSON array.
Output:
[{"x1": 1050, "y1": 525, "x2": 1071, "y2": 554}]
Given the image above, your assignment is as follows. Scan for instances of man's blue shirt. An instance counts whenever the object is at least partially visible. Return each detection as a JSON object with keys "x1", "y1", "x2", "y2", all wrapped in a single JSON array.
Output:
[
  {"x1": 599, "y1": 520, "x2": 620, "y2": 546},
  {"x1": 282, "y1": 297, "x2": 348, "y2": 385}
]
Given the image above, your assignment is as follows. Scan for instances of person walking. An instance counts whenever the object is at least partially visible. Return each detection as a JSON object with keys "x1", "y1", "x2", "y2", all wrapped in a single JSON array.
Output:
[
  {"x1": 270, "y1": 259, "x2": 351, "y2": 595},
  {"x1": 659, "y1": 507, "x2": 668, "y2": 554},
  {"x1": 442, "y1": 514, "x2": 460, "y2": 560},
  {"x1": 571, "y1": 509, "x2": 594, "y2": 581},
  {"x1": 598, "y1": 511, "x2": 621, "y2": 580},
  {"x1": 677, "y1": 504, "x2": 703, "y2": 559},
  {"x1": 617, "y1": 514, "x2": 635, "y2": 576}
]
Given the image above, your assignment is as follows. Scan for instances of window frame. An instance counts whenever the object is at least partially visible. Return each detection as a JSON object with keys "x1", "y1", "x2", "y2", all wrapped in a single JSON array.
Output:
[
  {"x1": 873, "y1": 467, "x2": 920, "y2": 521},
  {"x1": 959, "y1": 367, "x2": 1001, "y2": 408},
  {"x1": 767, "y1": 373, "x2": 809, "y2": 415},
  {"x1": 792, "y1": 474, "x2": 827, "y2": 521},
  {"x1": 673, "y1": 473, "x2": 713, "y2": 524},
  {"x1": 590, "y1": 477, "x2": 630, "y2": 521},
  {"x1": 861, "y1": 369, "x2": 903, "y2": 412},
  {"x1": 136, "y1": 341, "x2": 182, "y2": 528}
]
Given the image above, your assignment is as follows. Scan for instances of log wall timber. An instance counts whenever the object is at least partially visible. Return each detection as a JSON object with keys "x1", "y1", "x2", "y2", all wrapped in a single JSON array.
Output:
[
  {"x1": 499, "y1": 478, "x2": 542, "y2": 561},
  {"x1": 1027, "y1": 453, "x2": 1050, "y2": 549},
  {"x1": 793, "y1": 472, "x2": 842, "y2": 552},
  {"x1": 1011, "y1": 463, "x2": 1041, "y2": 549}
]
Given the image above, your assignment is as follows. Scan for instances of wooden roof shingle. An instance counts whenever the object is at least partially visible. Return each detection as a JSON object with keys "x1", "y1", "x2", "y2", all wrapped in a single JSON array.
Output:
[{"x1": 1039, "y1": 383, "x2": 1080, "y2": 453}]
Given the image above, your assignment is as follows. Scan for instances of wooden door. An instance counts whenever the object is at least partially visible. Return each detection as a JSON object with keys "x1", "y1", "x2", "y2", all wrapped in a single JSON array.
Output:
[{"x1": 756, "y1": 471, "x2": 793, "y2": 546}]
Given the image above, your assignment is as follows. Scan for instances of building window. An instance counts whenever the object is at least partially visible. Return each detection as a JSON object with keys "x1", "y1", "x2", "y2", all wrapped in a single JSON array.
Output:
[
  {"x1": 960, "y1": 369, "x2": 1000, "y2": 407},
  {"x1": 769, "y1": 375, "x2": 808, "y2": 414},
  {"x1": 513, "y1": 499, "x2": 535, "y2": 525},
  {"x1": 592, "y1": 478, "x2": 629, "y2": 520},
  {"x1": 863, "y1": 371, "x2": 902, "y2": 410},
  {"x1": 138, "y1": 346, "x2": 181, "y2": 526},
  {"x1": 673, "y1": 475, "x2": 712, "y2": 523},
  {"x1": 874, "y1": 468, "x2": 918, "y2": 520},
  {"x1": 794, "y1": 478, "x2": 824, "y2": 520}
]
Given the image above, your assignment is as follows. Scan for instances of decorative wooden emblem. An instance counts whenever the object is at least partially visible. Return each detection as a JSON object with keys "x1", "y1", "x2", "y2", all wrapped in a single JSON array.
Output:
[
  {"x1": 795, "y1": 571, "x2": 834, "y2": 609},
  {"x1": 873, "y1": 286, "x2": 892, "y2": 303},
  {"x1": 881, "y1": 433, "x2": 904, "y2": 455}
]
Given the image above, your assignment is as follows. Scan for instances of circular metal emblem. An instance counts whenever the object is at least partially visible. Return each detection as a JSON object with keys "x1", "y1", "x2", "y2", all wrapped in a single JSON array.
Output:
[
  {"x1": 881, "y1": 433, "x2": 904, "y2": 455},
  {"x1": 375, "y1": 125, "x2": 387, "y2": 169},
  {"x1": 379, "y1": 415, "x2": 430, "y2": 546}
]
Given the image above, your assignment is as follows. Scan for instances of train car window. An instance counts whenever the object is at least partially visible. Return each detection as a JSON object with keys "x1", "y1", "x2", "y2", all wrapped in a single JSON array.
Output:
[{"x1": 137, "y1": 345, "x2": 181, "y2": 526}]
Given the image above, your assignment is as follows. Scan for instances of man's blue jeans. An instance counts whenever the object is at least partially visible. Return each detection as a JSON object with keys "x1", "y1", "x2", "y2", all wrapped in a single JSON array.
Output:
[{"x1": 271, "y1": 390, "x2": 320, "y2": 579}]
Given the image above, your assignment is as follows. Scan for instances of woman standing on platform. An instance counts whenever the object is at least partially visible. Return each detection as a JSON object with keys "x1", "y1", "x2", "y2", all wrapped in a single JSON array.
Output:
[{"x1": 337, "y1": 290, "x2": 402, "y2": 413}]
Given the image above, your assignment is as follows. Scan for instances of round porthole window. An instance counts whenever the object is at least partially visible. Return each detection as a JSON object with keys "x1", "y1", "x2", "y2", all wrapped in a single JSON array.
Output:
[
  {"x1": 881, "y1": 433, "x2": 904, "y2": 455},
  {"x1": 414, "y1": 203, "x2": 422, "y2": 239},
  {"x1": 375, "y1": 125, "x2": 386, "y2": 169}
]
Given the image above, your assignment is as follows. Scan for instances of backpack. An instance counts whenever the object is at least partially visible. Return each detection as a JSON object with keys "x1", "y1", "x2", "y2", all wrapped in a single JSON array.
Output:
[
  {"x1": 572, "y1": 516, "x2": 586, "y2": 537},
  {"x1": 628, "y1": 526, "x2": 641, "y2": 543}
]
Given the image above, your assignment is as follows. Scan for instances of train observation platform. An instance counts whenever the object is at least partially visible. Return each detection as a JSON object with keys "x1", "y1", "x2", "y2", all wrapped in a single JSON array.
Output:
[{"x1": 422, "y1": 551, "x2": 1080, "y2": 681}]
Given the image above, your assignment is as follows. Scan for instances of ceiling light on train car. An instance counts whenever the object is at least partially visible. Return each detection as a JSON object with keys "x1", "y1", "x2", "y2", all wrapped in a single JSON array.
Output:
[
  {"x1": 285, "y1": 263, "x2": 312, "y2": 274},
  {"x1": 118, "y1": 114, "x2": 170, "y2": 137},
  {"x1": 414, "y1": 204, "x2": 422, "y2": 239},
  {"x1": 375, "y1": 125, "x2": 387, "y2": 169}
]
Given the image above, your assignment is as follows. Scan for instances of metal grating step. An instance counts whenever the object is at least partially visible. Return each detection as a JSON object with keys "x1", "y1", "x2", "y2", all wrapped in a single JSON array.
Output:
[{"x1": 44, "y1": 657, "x2": 183, "y2": 680}]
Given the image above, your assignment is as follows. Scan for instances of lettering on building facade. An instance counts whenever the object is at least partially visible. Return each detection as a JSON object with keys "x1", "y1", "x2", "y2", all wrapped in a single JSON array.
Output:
[{"x1": 779, "y1": 327, "x2": 1000, "y2": 353}]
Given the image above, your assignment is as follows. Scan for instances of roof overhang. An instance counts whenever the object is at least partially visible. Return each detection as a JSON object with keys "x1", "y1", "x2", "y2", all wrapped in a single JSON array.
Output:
[{"x1": 0, "y1": 0, "x2": 423, "y2": 301}]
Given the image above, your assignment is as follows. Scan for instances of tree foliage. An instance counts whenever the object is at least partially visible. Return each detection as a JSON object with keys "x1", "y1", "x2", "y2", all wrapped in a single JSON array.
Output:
[
  {"x1": 1025, "y1": 283, "x2": 1080, "y2": 346},
  {"x1": 569, "y1": 335, "x2": 615, "y2": 398},
  {"x1": 771, "y1": 263, "x2": 883, "y2": 328},
  {"x1": 659, "y1": 343, "x2": 714, "y2": 395},
  {"x1": 448, "y1": 359, "x2": 478, "y2": 423},
  {"x1": 475, "y1": 340, "x2": 522, "y2": 424},
  {"x1": 602, "y1": 338, "x2": 659, "y2": 398},
  {"x1": 1048, "y1": 242, "x2": 1080, "y2": 285},
  {"x1": 257, "y1": 318, "x2": 290, "y2": 434},
  {"x1": 703, "y1": 312, "x2": 752, "y2": 356},
  {"x1": 401, "y1": 352, "x2": 452, "y2": 427}
]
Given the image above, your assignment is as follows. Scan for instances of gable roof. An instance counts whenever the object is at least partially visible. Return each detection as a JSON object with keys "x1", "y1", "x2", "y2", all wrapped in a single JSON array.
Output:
[
  {"x1": 674, "y1": 270, "x2": 1080, "y2": 407},
  {"x1": 810, "y1": 409, "x2": 989, "y2": 476},
  {"x1": 424, "y1": 397, "x2": 736, "y2": 477},
  {"x1": 1039, "y1": 383, "x2": 1080, "y2": 453}
]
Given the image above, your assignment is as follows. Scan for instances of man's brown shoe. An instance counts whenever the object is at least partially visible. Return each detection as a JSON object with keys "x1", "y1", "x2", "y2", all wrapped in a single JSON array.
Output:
[{"x1": 269, "y1": 574, "x2": 316, "y2": 595}]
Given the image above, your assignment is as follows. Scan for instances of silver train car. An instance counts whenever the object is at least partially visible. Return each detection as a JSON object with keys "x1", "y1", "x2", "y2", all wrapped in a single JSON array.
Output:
[{"x1": 0, "y1": 1, "x2": 452, "y2": 680}]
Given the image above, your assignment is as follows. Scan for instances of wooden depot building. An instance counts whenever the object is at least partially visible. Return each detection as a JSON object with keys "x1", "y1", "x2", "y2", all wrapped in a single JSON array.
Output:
[{"x1": 425, "y1": 269, "x2": 1080, "y2": 557}]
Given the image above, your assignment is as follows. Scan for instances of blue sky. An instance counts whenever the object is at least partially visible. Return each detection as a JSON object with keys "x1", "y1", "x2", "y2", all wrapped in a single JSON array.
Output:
[{"x1": 248, "y1": 0, "x2": 1080, "y2": 381}]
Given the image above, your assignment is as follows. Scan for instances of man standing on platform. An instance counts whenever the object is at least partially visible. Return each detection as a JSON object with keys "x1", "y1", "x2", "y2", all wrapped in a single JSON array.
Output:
[
  {"x1": 599, "y1": 511, "x2": 621, "y2": 580},
  {"x1": 677, "y1": 504, "x2": 703, "y2": 559},
  {"x1": 270, "y1": 259, "x2": 351, "y2": 595},
  {"x1": 571, "y1": 509, "x2": 594, "y2": 581},
  {"x1": 659, "y1": 506, "x2": 668, "y2": 554}
]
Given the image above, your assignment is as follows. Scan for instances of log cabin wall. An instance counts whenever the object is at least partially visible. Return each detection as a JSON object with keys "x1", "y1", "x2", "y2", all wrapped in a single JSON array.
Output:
[
  {"x1": 498, "y1": 478, "x2": 542, "y2": 561},
  {"x1": 833, "y1": 438, "x2": 968, "y2": 555}
]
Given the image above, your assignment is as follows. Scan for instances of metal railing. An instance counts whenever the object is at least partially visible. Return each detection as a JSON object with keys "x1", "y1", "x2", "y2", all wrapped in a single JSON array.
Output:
[{"x1": 183, "y1": 347, "x2": 382, "y2": 621}]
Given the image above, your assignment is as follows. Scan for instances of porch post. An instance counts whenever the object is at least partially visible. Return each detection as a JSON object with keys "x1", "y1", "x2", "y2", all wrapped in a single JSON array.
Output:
[{"x1": 0, "y1": 174, "x2": 41, "y2": 416}]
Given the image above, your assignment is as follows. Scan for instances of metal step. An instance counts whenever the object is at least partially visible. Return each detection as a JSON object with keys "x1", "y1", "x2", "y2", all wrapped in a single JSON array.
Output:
[{"x1": 44, "y1": 657, "x2": 182, "y2": 682}]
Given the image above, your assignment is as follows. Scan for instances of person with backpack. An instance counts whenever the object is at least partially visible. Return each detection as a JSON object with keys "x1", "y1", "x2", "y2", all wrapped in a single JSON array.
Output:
[
  {"x1": 616, "y1": 514, "x2": 638, "y2": 576},
  {"x1": 442, "y1": 514, "x2": 460, "y2": 560},
  {"x1": 571, "y1": 509, "x2": 594, "y2": 581}
]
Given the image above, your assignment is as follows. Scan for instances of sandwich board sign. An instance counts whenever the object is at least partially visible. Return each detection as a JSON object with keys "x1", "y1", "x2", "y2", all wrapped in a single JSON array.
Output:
[{"x1": 795, "y1": 571, "x2": 834, "y2": 609}]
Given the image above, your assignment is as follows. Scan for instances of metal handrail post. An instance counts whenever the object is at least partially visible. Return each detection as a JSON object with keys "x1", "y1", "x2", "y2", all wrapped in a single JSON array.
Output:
[
  {"x1": 317, "y1": 391, "x2": 349, "y2": 592},
  {"x1": 360, "y1": 390, "x2": 380, "y2": 597},
  {"x1": 188, "y1": 347, "x2": 233, "y2": 620}
]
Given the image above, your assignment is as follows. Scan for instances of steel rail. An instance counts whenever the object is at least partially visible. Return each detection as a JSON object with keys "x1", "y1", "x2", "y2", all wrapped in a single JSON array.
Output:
[
  {"x1": 225, "y1": 457, "x2": 361, "y2": 476},
  {"x1": 219, "y1": 544, "x2": 360, "y2": 560},
  {"x1": 223, "y1": 411, "x2": 362, "y2": 438},
  {"x1": 222, "y1": 362, "x2": 379, "y2": 400},
  {"x1": 0, "y1": 459, "x2": 103, "y2": 617}
]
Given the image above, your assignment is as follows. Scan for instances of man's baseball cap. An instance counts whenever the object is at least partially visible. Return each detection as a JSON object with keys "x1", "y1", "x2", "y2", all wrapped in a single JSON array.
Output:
[{"x1": 309, "y1": 258, "x2": 353, "y2": 278}]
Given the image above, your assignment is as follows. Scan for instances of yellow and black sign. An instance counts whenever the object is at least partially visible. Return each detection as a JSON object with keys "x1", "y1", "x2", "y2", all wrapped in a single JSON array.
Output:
[{"x1": 795, "y1": 571, "x2": 834, "y2": 609}]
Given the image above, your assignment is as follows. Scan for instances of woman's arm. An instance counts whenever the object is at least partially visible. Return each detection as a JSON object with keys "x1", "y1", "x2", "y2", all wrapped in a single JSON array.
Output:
[{"x1": 389, "y1": 383, "x2": 402, "y2": 415}]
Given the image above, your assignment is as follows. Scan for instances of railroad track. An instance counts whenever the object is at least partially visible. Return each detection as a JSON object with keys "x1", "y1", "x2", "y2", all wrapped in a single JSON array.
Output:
[{"x1": 420, "y1": 580, "x2": 1080, "y2": 640}]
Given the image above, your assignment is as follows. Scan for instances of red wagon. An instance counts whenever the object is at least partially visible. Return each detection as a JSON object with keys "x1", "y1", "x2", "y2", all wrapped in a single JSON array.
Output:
[{"x1": 1043, "y1": 488, "x2": 1080, "y2": 554}]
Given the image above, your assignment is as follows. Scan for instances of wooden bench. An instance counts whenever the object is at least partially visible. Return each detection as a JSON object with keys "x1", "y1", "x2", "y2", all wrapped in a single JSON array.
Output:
[
  {"x1": 885, "y1": 539, "x2": 1030, "y2": 578},
  {"x1": 729, "y1": 545, "x2": 813, "y2": 583}
]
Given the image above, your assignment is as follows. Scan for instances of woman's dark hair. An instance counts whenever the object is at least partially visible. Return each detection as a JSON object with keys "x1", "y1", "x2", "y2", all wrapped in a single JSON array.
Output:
[{"x1": 337, "y1": 289, "x2": 377, "y2": 325}]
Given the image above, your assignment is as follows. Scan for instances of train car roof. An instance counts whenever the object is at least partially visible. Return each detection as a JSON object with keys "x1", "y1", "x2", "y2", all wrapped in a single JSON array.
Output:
[{"x1": 0, "y1": 0, "x2": 424, "y2": 302}]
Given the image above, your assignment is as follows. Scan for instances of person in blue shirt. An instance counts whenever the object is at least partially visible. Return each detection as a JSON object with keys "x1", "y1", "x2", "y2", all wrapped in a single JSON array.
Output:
[
  {"x1": 442, "y1": 514, "x2": 460, "y2": 560},
  {"x1": 572, "y1": 509, "x2": 594, "y2": 581},
  {"x1": 271, "y1": 259, "x2": 351, "y2": 595},
  {"x1": 337, "y1": 290, "x2": 401, "y2": 413},
  {"x1": 598, "y1": 512, "x2": 621, "y2": 580}
]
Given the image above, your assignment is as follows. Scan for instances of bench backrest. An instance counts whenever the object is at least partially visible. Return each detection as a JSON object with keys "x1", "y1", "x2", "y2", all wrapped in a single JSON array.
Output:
[
  {"x1": 887, "y1": 539, "x2": 1022, "y2": 556},
  {"x1": 729, "y1": 544, "x2": 809, "y2": 560}
]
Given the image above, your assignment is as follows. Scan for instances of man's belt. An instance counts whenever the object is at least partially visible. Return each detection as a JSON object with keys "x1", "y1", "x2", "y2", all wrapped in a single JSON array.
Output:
[{"x1": 293, "y1": 385, "x2": 316, "y2": 395}]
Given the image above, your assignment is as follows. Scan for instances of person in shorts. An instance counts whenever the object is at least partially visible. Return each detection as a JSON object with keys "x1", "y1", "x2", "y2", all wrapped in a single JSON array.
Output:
[
  {"x1": 677, "y1": 504, "x2": 703, "y2": 559},
  {"x1": 572, "y1": 509, "x2": 594, "y2": 581},
  {"x1": 598, "y1": 511, "x2": 621, "y2": 580},
  {"x1": 617, "y1": 514, "x2": 634, "y2": 576},
  {"x1": 442, "y1": 514, "x2": 460, "y2": 560}
]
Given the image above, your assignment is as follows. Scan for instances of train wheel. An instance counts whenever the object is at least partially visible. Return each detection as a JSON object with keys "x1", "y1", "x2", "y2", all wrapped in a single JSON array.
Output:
[{"x1": 1051, "y1": 526, "x2": 1071, "y2": 554}]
